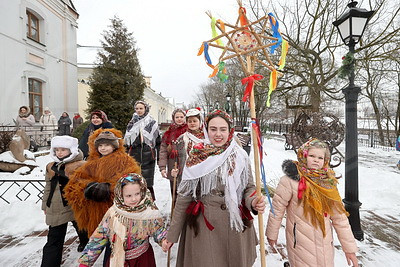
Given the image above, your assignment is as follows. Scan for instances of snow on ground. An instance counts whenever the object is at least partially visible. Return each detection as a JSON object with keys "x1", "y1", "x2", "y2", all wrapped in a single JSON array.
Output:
[{"x1": 0, "y1": 136, "x2": 399, "y2": 266}]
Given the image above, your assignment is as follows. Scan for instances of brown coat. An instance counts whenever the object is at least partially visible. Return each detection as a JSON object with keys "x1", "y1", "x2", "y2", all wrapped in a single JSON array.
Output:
[
  {"x1": 64, "y1": 128, "x2": 141, "y2": 236},
  {"x1": 41, "y1": 152, "x2": 85, "y2": 227},
  {"x1": 167, "y1": 172, "x2": 258, "y2": 267},
  {"x1": 266, "y1": 175, "x2": 358, "y2": 267}
]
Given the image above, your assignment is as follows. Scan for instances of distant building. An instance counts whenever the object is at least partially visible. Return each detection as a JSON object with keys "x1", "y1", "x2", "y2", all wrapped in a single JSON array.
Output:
[
  {"x1": 77, "y1": 66, "x2": 175, "y2": 123},
  {"x1": 0, "y1": 0, "x2": 79, "y2": 124}
]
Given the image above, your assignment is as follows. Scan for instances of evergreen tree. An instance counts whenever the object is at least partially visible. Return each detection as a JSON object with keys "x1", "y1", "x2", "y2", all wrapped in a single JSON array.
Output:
[{"x1": 87, "y1": 16, "x2": 146, "y2": 132}]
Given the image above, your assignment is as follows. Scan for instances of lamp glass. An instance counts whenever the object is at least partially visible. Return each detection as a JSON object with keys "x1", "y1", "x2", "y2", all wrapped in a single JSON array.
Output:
[
  {"x1": 338, "y1": 19, "x2": 350, "y2": 41},
  {"x1": 352, "y1": 17, "x2": 368, "y2": 36}
]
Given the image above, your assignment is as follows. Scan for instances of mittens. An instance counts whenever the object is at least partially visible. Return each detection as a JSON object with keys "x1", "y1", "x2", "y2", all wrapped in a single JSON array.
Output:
[{"x1": 84, "y1": 182, "x2": 111, "y2": 202}]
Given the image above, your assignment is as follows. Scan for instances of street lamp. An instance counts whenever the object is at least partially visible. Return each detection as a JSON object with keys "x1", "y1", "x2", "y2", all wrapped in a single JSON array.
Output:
[
  {"x1": 333, "y1": 0, "x2": 374, "y2": 241},
  {"x1": 225, "y1": 92, "x2": 232, "y2": 114}
]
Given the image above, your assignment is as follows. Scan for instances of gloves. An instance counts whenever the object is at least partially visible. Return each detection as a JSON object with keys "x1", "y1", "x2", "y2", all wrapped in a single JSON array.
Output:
[{"x1": 84, "y1": 182, "x2": 111, "y2": 202}]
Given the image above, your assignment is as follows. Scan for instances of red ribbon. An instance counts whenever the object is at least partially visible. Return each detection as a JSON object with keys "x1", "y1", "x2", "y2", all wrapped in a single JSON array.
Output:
[
  {"x1": 241, "y1": 74, "x2": 264, "y2": 102},
  {"x1": 186, "y1": 201, "x2": 215, "y2": 231},
  {"x1": 298, "y1": 176, "x2": 307, "y2": 199},
  {"x1": 239, "y1": 200, "x2": 253, "y2": 220}
]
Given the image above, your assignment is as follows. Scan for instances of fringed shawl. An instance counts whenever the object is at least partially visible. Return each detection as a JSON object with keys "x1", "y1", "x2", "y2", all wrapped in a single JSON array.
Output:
[
  {"x1": 124, "y1": 113, "x2": 159, "y2": 148},
  {"x1": 178, "y1": 140, "x2": 250, "y2": 232}
]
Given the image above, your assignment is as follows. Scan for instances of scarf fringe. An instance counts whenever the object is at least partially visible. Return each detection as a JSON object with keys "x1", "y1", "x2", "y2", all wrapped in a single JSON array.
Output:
[{"x1": 178, "y1": 155, "x2": 249, "y2": 232}]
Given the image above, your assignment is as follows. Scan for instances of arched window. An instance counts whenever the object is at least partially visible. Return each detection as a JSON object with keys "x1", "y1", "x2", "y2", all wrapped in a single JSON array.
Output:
[
  {"x1": 28, "y1": 78, "x2": 43, "y2": 121},
  {"x1": 26, "y1": 11, "x2": 40, "y2": 42}
]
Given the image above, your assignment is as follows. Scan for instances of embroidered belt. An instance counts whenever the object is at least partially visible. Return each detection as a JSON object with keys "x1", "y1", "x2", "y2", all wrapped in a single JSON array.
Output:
[{"x1": 125, "y1": 241, "x2": 150, "y2": 260}]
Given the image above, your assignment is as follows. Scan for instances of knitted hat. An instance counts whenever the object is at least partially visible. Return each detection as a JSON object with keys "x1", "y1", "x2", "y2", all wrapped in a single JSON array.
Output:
[
  {"x1": 94, "y1": 131, "x2": 119, "y2": 149},
  {"x1": 186, "y1": 108, "x2": 202, "y2": 121},
  {"x1": 50, "y1": 136, "x2": 79, "y2": 163}
]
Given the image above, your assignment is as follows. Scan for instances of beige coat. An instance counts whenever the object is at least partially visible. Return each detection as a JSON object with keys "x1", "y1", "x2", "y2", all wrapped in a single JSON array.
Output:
[
  {"x1": 41, "y1": 153, "x2": 85, "y2": 227},
  {"x1": 266, "y1": 175, "x2": 358, "y2": 267},
  {"x1": 167, "y1": 175, "x2": 258, "y2": 267}
]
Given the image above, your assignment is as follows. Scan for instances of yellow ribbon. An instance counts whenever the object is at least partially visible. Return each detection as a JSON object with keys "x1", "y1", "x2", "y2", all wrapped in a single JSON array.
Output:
[
  {"x1": 278, "y1": 40, "x2": 289, "y2": 70},
  {"x1": 267, "y1": 69, "x2": 278, "y2": 107},
  {"x1": 211, "y1": 17, "x2": 223, "y2": 46}
]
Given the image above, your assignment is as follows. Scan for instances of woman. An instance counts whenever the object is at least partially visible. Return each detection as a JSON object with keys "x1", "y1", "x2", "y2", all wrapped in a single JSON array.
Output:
[
  {"x1": 158, "y1": 108, "x2": 187, "y2": 197},
  {"x1": 124, "y1": 101, "x2": 161, "y2": 201},
  {"x1": 163, "y1": 110, "x2": 265, "y2": 267},
  {"x1": 58, "y1": 112, "x2": 72, "y2": 136},
  {"x1": 16, "y1": 106, "x2": 35, "y2": 127},
  {"x1": 79, "y1": 110, "x2": 113, "y2": 159}
]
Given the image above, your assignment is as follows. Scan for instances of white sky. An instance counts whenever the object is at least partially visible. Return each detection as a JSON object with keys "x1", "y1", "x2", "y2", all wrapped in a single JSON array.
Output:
[{"x1": 73, "y1": 0, "x2": 246, "y2": 106}]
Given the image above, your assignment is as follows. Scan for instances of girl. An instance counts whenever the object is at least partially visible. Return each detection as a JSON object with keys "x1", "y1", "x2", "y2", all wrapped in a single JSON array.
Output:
[
  {"x1": 16, "y1": 105, "x2": 35, "y2": 127},
  {"x1": 158, "y1": 108, "x2": 187, "y2": 197},
  {"x1": 79, "y1": 110, "x2": 113, "y2": 159},
  {"x1": 266, "y1": 138, "x2": 358, "y2": 267},
  {"x1": 124, "y1": 101, "x2": 161, "y2": 201},
  {"x1": 78, "y1": 173, "x2": 169, "y2": 267},
  {"x1": 41, "y1": 136, "x2": 87, "y2": 266},
  {"x1": 163, "y1": 110, "x2": 265, "y2": 267}
]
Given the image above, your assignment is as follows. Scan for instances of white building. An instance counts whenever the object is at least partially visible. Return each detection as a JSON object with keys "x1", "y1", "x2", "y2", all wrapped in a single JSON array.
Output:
[
  {"x1": 78, "y1": 66, "x2": 175, "y2": 124},
  {"x1": 0, "y1": 0, "x2": 79, "y2": 124}
]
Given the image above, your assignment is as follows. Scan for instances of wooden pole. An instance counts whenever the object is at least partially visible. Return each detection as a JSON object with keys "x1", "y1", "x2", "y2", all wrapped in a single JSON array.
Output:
[
  {"x1": 247, "y1": 55, "x2": 266, "y2": 267},
  {"x1": 167, "y1": 162, "x2": 178, "y2": 267}
]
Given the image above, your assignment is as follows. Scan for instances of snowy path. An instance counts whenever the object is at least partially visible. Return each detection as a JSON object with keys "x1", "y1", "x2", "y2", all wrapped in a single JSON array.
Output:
[{"x1": 0, "y1": 136, "x2": 399, "y2": 266}]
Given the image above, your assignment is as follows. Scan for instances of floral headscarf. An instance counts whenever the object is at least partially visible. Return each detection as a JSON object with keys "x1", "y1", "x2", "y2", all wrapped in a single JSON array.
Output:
[
  {"x1": 294, "y1": 138, "x2": 348, "y2": 236},
  {"x1": 185, "y1": 110, "x2": 234, "y2": 167}
]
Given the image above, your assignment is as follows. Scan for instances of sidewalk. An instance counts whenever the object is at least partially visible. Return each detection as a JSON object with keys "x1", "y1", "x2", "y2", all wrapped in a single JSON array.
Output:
[{"x1": 1, "y1": 209, "x2": 399, "y2": 266}]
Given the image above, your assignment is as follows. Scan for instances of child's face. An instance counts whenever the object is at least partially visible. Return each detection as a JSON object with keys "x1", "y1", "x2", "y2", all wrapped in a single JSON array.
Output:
[
  {"x1": 306, "y1": 148, "x2": 326, "y2": 169},
  {"x1": 135, "y1": 104, "x2": 146, "y2": 116},
  {"x1": 187, "y1": 116, "x2": 200, "y2": 131},
  {"x1": 207, "y1": 117, "x2": 229, "y2": 147},
  {"x1": 122, "y1": 183, "x2": 142, "y2": 207},
  {"x1": 91, "y1": 115, "x2": 102, "y2": 125},
  {"x1": 97, "y1": 143, "x2": 114, "y2": 156},
  {"x1": 174, "y1": 112, "x2": 186, "y2": 125},
  {"x1": 54, "y1": 147, "x2": 71, "y2": 158}
]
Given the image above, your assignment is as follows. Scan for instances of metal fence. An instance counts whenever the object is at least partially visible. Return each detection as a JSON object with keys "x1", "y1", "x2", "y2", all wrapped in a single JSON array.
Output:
[
  {"x1": 265, "y1": 123, "x2": 397, "y2": 151},
  {"x1": 0, "y1": 179, "x2": 45, "y2": 204},
  {"x1": 0, "y1": 125, "x2": 58, "y2": 150}
]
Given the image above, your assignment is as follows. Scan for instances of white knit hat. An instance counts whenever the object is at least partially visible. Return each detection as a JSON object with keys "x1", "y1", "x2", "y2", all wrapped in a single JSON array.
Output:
[
  {"x1": 186, "y1": 108, "x2": 202, "y2": 118},
  {"x1": 50, "y1": 136, "x2": 79, "y2": 163}
]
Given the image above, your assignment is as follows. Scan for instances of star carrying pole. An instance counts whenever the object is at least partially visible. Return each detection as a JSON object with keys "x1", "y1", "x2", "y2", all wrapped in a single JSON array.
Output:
[{"x1": 197, "y1": 1, "x2": 289, "y2": 266}]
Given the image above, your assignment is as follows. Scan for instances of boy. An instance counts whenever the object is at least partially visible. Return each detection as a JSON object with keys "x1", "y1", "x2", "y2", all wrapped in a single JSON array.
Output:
[{"x1": 41, "y1": 136, "x2": 87, "y2": 267}]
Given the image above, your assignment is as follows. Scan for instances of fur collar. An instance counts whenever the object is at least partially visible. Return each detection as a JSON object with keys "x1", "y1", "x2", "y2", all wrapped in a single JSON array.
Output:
[{"x1": 282, "y1": 159, "x2": 300, "y2": 181}]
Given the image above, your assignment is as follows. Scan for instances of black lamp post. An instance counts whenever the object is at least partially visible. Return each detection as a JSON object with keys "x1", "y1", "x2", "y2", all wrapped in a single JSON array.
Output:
[
  {"x1": 333, "y1": 0, "x2": 374, "y2": 241},
  {"x1": 225, "y1": 93, "x2": 232, "y2": 114}
]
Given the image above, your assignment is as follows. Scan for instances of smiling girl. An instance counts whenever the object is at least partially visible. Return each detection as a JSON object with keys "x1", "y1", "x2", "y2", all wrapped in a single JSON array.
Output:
[{"x1": 78, "y1": 173, "x2": 169, "y2": 267}]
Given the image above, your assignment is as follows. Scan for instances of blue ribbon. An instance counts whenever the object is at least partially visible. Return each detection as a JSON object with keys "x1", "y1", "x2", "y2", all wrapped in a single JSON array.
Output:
[
  {"x1": 268, "y1": 13, "x2": 282, "y2": 54},
  {"x1": 250, "y1": 120, "x2": 275, "y2": 215},
  {"x1": 203, "y1": 42, "x2": 213, "y2": 66}
]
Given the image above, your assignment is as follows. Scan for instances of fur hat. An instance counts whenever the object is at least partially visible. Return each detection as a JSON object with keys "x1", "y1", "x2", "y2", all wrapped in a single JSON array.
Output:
[
  {"x1": 50, "y1": 136, "x2": 79, "y2": 163},
  {"x1": 94, "y1": 131, "x2": 119, "y2": 149}
]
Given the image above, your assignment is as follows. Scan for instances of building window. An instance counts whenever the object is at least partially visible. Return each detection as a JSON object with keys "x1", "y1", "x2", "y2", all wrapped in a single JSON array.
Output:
[
  {"x1": 28, "y1": 78, "x2": 43, "y2": 121},
  {"x1": 27, "y1": 11, "x2": 40, "y2": 42}
]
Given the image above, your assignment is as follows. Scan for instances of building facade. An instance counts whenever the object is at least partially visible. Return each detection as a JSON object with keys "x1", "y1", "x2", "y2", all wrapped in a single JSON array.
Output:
[
  {"x1": 0, "y1": 0, "x2": 79, "y2": 125},
  {"x1": 77, "y1": 67, "x2": 175, "y2": 124}
]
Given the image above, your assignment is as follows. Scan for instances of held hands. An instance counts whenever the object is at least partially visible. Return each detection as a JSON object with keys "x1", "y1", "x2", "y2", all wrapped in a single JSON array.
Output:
[
  {"x1": 267, "y1": 237, "x2": 277, "y2": 247},
  {"x1": 162, "y1": 239, "x2": 173, "y2": 252},
  {"x1": 345, "y1": 252, "x2": 359, "y2": 267},
  {"x1": 251, "y1": 195, "x2": 266, "y2": 214},
  {"x1": 161, "y1": 170, "x2": 167, "y2": 178}
]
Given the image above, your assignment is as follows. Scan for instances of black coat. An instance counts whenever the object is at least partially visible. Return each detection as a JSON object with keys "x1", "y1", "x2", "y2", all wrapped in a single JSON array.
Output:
[
  {"x1": 128, "y1": 134, "x2": 161, "y2": 187},
  {"x1": 79, "y1": 122, "x2": 113, "y2": 158},
  {"x1": 58, "y1": 116, "x2": 72, "y2": 135}
]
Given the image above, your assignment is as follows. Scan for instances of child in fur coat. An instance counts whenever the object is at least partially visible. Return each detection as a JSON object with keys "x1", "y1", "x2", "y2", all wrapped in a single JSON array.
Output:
[
  {"x1": 79, "y1": 173, "x2": 169, "y2": 267},
  {"x1": 41, "y1": 136, "x2": 87, "y2": 267},
  {"x1": 64, "y1": 129, "x2": 141, "y2": 240},
  {"x1": 266, "y1": 138, "x2": 358, "y2": 267}
]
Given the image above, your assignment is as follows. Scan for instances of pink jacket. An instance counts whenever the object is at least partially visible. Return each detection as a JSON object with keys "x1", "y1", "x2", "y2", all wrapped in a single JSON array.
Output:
[{"x1": 266, "y1": 161, "x2": 358, "y2": 267}]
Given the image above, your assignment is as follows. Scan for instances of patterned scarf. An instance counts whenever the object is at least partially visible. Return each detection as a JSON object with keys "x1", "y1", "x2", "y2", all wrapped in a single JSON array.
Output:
[
  {"x1": 295, "y1": 138, "x2": 348, "y2": 237},
  {"x1": 124, "y1": 101, "x2": 159, "y2": 148},
  {"x1": 185, "y1": 110, "x2": 234, "y2": 167},
  {"x1": 179, "y1": 110, "x2": 249, "y2": 232},
  {"x1": 109, "y1": 173, "x2": 162, "y2": 266}
]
